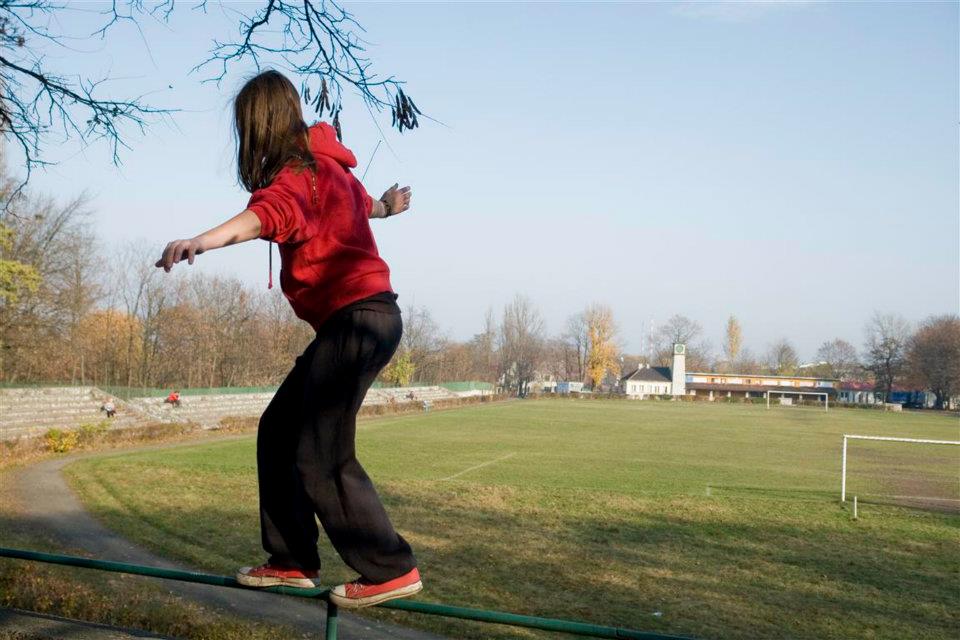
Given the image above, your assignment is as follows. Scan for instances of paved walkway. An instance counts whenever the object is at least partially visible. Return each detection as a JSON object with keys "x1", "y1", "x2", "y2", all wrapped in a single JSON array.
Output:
[{"x1": 8, "y1": 443, "x2": 445, "y2": 640}]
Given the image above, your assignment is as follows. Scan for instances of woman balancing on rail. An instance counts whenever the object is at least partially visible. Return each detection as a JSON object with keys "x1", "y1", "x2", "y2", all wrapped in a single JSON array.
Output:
[{"x1": 155, "y1": 70, "x2": 421, "y2": 609}]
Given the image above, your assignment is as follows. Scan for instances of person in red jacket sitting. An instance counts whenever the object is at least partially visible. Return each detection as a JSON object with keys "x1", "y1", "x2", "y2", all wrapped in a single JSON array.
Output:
[{"x1": 155, "y1": 70, "x2": 420, "y2": 608}]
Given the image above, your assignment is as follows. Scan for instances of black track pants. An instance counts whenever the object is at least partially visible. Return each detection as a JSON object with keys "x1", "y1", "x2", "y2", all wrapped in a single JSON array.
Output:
[{"x1": 256, "y1": 292, "x2": 417, "y2": 582}]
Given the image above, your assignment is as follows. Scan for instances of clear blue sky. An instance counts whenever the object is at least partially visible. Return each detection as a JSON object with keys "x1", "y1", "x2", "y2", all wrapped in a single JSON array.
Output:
[{"x1": 23, "y1": 1, "x2": 959, "y2": 359}]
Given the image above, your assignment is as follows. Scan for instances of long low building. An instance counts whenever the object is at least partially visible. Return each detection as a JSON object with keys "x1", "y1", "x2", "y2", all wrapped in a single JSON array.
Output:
[
  {"x1": 685, "y1": 372, "x2": 838, "y2": 401},
  {"x1": 620, "y1": 343, "x2": 838, "y2": 401}
]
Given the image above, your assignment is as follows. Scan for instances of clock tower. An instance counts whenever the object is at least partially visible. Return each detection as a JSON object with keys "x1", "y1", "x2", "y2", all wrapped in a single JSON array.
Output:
[{"x1": 671, "y1": 343, "x2": 686, "y2": 397}]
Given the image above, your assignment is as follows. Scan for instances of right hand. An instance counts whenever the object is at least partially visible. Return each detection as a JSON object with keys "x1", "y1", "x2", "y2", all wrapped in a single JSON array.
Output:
[
  {"x1": 156, "y1": 238, "x2": 204, "y2": 272},
  {"x1": 380, "y1": 183, "x2": 412, "y2": 216}
]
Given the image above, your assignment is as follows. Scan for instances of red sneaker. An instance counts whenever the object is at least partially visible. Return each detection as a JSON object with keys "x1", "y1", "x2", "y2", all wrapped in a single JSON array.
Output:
[
  {"x1": 236, "y1": 563, "x2": 319, "y2": 589},
  {"x1": 329, "y1": 567, "x2": 423, "y2": 609}
]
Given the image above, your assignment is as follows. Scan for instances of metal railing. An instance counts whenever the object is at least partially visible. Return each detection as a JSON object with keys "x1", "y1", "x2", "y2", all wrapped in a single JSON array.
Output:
[{"x1": 0, "y1": 546, "x2": 694, "y2": 640}]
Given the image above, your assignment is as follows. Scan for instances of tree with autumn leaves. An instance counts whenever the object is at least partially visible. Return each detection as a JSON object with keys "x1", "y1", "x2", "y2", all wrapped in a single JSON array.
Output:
[
  {"x1": 382, "y1": 349, "x2": 415, "y2": 387},
  {"x1": 584, "y1": 304, "x2": 619, "y2": 390},
  {"x1": 906, "y1": 315, "x2": 960, "y2": 410}
]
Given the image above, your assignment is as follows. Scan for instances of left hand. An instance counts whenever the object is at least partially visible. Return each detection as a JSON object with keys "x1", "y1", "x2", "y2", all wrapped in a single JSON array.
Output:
[
  {"x1": 380, "y1": 183, "x2": 412, "y2": 216},
  {"x1": 155, "y1": 237, "x2": 204, "y2": 272}
]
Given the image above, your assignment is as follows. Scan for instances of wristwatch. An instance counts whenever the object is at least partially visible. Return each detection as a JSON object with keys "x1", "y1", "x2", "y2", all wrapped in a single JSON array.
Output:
[{"x1": 380, "y1": 198, "x2": 393, "y2": 217}]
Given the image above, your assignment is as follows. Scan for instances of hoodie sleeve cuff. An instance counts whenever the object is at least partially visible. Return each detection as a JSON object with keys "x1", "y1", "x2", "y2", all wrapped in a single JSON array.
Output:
[{"x1": 248, "y1": 203, "x2": 276, "y2": 240}]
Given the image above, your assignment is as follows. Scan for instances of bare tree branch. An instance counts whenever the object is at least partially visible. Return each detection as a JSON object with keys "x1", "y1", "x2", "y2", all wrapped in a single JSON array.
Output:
[
  {"x1": 0, "y1": 0, "x2": 421, "y2": 206},
  {"x1": 0, "y1": 0, "x2": 175, "y2": 203},
  {"x1": 193, "y1": 0, "x2": 421, "y2": 139}
]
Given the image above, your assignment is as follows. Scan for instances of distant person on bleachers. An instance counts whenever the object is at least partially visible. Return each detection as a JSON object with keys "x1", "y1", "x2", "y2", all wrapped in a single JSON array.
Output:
[
  {"x1": 153, "y1": 71, "x2": 421, "y2": 608},
  {"x1": 164, "y1": 390, "x2": 181, "y2": 408},
  {"x1": 100, "y1": 400, "x2": 116, "y2": 418}
]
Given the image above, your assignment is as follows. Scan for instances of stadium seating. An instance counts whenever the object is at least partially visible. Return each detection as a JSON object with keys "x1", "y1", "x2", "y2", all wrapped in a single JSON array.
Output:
[
  {"x1": 0, "y1": 385, "x2": 466, "y2": 439},
  {"x1": 125, "y1": 385, "x2": 460, "y2": 428},
  {"x1": 365, "y1": 386, "x2": 460, "y2": 404},
  {"x1": 0, "y1": 386, "x2": 140, "y2": 440},
  {"x1": 127, "y1": 393, "x2": 276, "y2": 428}
]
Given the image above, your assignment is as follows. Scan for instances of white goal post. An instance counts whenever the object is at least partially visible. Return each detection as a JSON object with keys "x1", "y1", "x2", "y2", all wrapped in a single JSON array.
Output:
[
  {"x1": 765, "y1": 389, "x2": 829, "y2": 411},
  {"x1": 840, "y1": 434, "x2": 960, "y2": 502}
]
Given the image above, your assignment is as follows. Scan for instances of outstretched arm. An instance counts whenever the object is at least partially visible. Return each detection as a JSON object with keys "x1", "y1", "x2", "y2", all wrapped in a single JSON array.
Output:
[
  {"x1": 155, "y1": 209, "x2": 262, "y2": 272},
  {"x1": 370, "y1": 183, "x2": 412, "y2": 219}
]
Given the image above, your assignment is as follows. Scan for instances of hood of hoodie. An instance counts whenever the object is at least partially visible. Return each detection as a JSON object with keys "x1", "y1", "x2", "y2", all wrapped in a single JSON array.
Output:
[{"x1": 308, "y1": 122, "x2": 357, "y2": 169}]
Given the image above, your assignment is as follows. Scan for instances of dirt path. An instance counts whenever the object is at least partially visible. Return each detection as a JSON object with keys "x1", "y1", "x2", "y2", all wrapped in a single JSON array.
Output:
[{"x1": 8, "y1": 442, "x2": 446, "y2": 640}]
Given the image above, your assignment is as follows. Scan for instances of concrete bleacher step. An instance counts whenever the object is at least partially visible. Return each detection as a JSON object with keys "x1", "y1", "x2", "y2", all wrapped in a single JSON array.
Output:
[
  {"x1": 1, "y1": 416, "x2": 144, "y2": 441},
  {"x1": 0, "y1": 387, "x2": 150, "y2": 440},
  {"x1": 363, "y1": 386, "x2": 460, "y2": 405},
  {"x1": 1, "y1": 384, "x2": 468, "y2": 440},
  {"x1": 125, "y1": 393, "x2": 278, "y2": 428}
]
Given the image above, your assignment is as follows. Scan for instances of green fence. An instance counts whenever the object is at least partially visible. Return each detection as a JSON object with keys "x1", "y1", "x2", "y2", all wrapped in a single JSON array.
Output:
[
  {"x1": 3, "y1": 382, "x2": 495, "y2": 399},
  {"x1": 439, "y1": 381, "x2": 494, "y2": 393},
  {"x1": 0, "y1": 547, "x2": 695, "y2": 640},
  {"x1": 99, "y1": 385, "x2": 281, "y2": 400},
  {"x1": 0, "y1": 382, "x2": 85, "y2": 389}
]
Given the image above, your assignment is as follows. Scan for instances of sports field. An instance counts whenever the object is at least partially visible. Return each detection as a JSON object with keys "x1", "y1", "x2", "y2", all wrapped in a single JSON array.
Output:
[{"x1": 64, "y1": 400, "x2": 959, "y2": 640}]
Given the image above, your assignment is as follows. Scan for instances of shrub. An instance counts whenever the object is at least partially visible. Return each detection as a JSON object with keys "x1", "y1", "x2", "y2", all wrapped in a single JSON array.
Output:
[
  {"x1": 44, "y1": 428, "x2": 79, "y2": 453},
  {"x1": 76, "y1": 421, "x2": 109, "y2": 445}
]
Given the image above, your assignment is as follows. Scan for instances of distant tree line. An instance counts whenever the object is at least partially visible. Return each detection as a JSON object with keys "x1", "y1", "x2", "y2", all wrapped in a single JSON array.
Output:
[{"x1": 2, "y1": 180, "x2": 957, "y2": 407}]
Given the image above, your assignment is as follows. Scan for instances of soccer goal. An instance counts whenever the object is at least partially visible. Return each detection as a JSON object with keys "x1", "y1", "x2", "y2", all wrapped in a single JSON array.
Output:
[
  {"x1": 840, "y1": 434, "x2": 960, "y2": 506},
  {"x1": 765, "y1": 389, "x2": 829, "y2": 411}
]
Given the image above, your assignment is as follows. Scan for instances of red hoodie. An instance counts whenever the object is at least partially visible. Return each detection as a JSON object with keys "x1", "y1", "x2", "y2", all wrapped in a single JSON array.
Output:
[{"x1": 246, "y1": 123, "x2": 393, "y2": 331}]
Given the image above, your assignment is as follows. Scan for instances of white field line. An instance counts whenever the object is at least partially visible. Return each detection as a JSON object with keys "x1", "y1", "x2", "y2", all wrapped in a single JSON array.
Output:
[
  {"x1": 439, "y1": 452, "x2": 517, "y2": 481},
  {"x1": 862, "y1": 494, "x2": 960, "y2": 503}
]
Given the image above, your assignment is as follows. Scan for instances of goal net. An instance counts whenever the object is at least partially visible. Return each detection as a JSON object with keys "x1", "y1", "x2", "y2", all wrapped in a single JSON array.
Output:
[{"x1": 841, "y1": 435, "x2": 960, "y2": 512}]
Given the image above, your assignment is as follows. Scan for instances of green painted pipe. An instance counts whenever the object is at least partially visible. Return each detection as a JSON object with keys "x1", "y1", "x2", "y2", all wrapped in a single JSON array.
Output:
[
  {"x1": 325, "y1": 602, "x2": 339, "y2": 640},
  {"x1": 379, "y1": 599, "x2": 686, "y2": 640},
  {"x1": 0, "y1": 547, "x2": 328, "y2": 598},
  {"x1": 0, "y1": 547, "x2": 695, "y2": 640}
]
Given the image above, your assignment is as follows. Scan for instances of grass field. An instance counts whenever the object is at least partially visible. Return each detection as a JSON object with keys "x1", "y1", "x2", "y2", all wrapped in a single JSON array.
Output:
[{"x1": 64, "y1": 400, "x2": 959, "y2": 640}]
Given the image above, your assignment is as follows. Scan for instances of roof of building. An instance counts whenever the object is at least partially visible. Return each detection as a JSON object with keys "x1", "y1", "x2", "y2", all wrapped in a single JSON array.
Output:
[
  {"x1": 688, "y1": 372, "x2": 839, "y2": 382},
  {"x1": 839, "y1": 381, "x2": 875, "y2": 391},
  {"x1": 621, "y1": 366, "x2": 672, "y2": 383}
]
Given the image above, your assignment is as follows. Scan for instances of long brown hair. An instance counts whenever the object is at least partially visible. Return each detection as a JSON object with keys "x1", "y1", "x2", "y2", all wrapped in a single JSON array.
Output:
[{"x1": 234, "y1": 70, "x2": 316, "y2": 193}]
